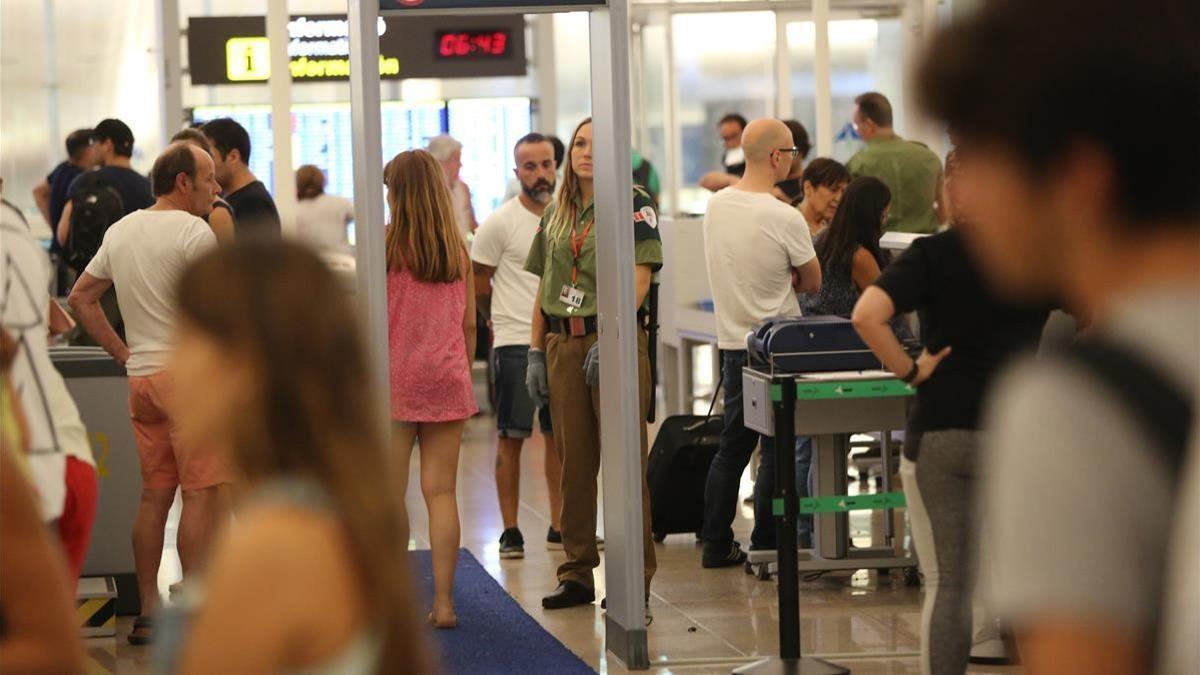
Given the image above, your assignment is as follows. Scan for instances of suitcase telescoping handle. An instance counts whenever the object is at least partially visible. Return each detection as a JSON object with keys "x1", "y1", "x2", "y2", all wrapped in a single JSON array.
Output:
[{"x1": 683, "y1": 371, "x2": 726, "y2": 434}]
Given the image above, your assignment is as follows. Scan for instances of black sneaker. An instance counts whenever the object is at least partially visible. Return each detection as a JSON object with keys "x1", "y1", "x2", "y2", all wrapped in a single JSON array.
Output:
[
  {"x1": 702, "y1": 541, "x2": 748, "y2": 568},
  {"x1": 499, "y1": 528, "x2": 525, "y2": 559},
  {"x1": 546, "y1": 527, "x2": 564, "y2": 551}
]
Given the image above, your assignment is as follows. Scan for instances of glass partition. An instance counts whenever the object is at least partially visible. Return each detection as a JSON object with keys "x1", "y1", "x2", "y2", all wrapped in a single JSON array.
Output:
[
  {"x1": 788, "y1": 17, "x2": 905, "y2": 163},
  {"x1": 637, "y1": 19, "x2": 670, "y2": 212},
  {"x1": 672, "y1": 11, "x2": 776, "y2": 214},
  {"x1": 448, "y1": 97, "x2": 534, "y2": 221}
]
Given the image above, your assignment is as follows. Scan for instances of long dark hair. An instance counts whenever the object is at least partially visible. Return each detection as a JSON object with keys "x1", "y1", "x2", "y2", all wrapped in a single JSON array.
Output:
[
  {"x1": 384, "y1": 149, "x2": 466, "y2": 283},
  {"x1": 176, "y1": 241, "x2": 434, "y2": 675},
  {"x1": 816, "y1": 176, "x2": 891, "y2": 271}
]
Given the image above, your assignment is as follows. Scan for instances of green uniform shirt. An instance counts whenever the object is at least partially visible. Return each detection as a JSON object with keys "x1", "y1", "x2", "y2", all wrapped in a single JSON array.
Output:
[
  {"x1": 847, "y1": 136, "x2": 944, "y2": 234},
  {"x1": 524, "y1": 187, "x2": 663, "y2": 319}
]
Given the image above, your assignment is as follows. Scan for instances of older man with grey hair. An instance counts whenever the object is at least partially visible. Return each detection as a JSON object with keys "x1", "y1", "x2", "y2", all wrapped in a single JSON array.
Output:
[{"x1": 426, "y1": 134, "x2": 477, "y2": 241}]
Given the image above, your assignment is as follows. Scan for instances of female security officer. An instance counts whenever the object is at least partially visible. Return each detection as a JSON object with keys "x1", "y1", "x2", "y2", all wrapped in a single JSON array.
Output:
[{"x1": 524, "y1": 117, "x2": 663, "y2": 610}]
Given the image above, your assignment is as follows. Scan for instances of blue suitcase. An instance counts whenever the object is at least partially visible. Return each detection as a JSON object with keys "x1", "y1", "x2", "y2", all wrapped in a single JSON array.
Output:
[{"x1": 746, "y1": 316, "x2": 883, "y2": 373}]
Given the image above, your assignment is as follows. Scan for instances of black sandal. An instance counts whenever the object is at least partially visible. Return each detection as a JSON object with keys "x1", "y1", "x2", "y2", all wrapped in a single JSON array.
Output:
[{"x1": 127, "y1": 615, "x2": 153, "y2": 645}]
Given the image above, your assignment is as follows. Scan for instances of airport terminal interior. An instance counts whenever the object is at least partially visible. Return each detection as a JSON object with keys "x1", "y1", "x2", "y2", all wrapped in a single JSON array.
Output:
[{"x1": 1, "y1": 0, "x2": 1196, "y2": 674}]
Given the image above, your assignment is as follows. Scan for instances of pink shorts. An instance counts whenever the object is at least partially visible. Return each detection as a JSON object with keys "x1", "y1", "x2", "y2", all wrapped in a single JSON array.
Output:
[{"x1": 128, "y1": 373, "x2": 232, "y2": 491}]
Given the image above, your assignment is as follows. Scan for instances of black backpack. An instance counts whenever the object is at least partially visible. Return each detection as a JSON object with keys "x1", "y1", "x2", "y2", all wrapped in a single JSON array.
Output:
[{"x1": 67, "y1": 171, "x2": 125, "y2": 273}]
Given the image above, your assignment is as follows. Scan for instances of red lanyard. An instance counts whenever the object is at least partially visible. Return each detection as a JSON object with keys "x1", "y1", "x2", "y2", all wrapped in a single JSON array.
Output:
[{"x1": 569, "y1": 217, "x2": 594, "y2": 286}]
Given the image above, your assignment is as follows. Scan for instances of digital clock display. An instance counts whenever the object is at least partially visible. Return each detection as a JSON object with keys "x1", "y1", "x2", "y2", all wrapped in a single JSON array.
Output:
[{"x1": 435, "y1": 30, "x2": 511, "y2": 59}]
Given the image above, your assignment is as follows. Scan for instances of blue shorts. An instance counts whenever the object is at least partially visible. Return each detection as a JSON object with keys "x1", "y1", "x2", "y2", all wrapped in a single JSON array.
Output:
[{"x1": 494, "y1": 345, "x2": 553, "y2": 438}]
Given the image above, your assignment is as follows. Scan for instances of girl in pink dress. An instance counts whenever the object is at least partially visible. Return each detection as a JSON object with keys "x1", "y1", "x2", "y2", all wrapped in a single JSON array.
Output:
[{"x1": 385, "y1": 149, "x2": 478, "y2": 629}]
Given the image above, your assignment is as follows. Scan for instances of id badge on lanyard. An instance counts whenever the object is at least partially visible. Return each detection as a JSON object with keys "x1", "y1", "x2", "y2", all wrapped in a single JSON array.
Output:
[{"x1": 559, "y1": 217, "x2": 593, "y2": 314}]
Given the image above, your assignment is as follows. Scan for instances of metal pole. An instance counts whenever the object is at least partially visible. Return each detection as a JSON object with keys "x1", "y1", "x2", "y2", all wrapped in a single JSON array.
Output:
[
  {"x1": 155, "y1": 0, "x2": 184, "y2": 149},
  {"x1": 533, "y1": 15, "x2": 558, "y2": 134},
  {"x1": 776, "y1": 377, "x2": 801, "y2": 658},
  {"x1": 347, "y1": 0, "x2": 390, "y2": 438},
  {"x1": 590, "y1": 0, "x2": 650, "y2": 668},
  {"x1": 812, "y1": 0, "x2": 833, "y2": 157},
  {"x1": 43, "y1": 0, "x2": 61, "y2": 169},
  {"x1": 662, "y1": 11, "x2": 680, "y2": 215},
  {"x1": 774, "y1": 15, "x2": 791, "y2": 120},
  {"x1": 267, "y1": 0, "x2": 296, "y2": 230}
]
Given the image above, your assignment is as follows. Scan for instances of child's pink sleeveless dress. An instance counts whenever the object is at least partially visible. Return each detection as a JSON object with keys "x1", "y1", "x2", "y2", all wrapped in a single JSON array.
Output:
[{"x1": 387, "y1": 262, "x2": 478, "y2": 422}]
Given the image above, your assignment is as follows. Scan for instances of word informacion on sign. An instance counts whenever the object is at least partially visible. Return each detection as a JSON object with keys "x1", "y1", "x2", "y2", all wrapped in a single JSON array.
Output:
[{"x1": 188, "y1": 14, "x2": 525, "y2": 85}]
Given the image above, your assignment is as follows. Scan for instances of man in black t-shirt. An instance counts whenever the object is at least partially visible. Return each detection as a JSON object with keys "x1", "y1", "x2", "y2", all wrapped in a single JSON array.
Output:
[
  {"x1": 33, "y1": 128, "x2": 96, "y2": 294},
  {"x1": 57, "y1": 119, "x2": 154, "y2": 249},
  {"x1": 34, "y1": 129, "x2": 96, "y2": 234},
  {"x1": 201, "y1": 118, "x2": 281, "y2": 238}
]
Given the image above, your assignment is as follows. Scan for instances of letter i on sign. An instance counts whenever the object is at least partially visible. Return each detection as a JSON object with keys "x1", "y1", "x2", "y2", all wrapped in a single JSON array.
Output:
[{"x1": 225, "y1": 37, "x2": 271, "y2": 81}]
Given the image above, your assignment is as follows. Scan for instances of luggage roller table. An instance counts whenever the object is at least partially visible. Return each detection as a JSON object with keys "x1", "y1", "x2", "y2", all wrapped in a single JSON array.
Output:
[{"x1": 734, "y1": 368, "x2": 916, "y2": 674}]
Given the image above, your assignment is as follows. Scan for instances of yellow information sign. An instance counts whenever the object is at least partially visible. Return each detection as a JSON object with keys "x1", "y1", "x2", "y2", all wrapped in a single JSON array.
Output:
[{"x1": 226, "y1": 37, "x2": 271, "y2": 81}]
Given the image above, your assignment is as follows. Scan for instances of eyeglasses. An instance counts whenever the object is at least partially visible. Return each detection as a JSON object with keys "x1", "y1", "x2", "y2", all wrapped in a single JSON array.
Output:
[{"x1": 776, "y1": 147, "x2": 802, "y2": 158}]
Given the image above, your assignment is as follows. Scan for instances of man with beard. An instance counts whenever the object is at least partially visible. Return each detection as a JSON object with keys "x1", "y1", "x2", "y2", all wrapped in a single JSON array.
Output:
[{"x1": 471, "y1": 133, "x2": 563, "y2": 558}]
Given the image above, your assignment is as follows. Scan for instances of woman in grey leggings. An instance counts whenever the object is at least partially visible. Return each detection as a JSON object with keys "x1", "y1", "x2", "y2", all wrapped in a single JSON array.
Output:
[{"x1": 850, "y1": 151, "x2": 1053, "y2": 674}]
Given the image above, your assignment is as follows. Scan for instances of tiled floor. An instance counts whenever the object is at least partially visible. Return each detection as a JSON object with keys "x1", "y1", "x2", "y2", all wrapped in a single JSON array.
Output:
[{"x1": 84, "y1": 415, "x2": 1019, "y2": 674}]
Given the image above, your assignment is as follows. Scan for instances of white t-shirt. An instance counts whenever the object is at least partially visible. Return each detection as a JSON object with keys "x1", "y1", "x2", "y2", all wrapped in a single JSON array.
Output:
[
  {"x1": 85, "y1": 209, "x2": 217, "y2": 377},
  {"x1": 703, "y1": 187, "x2": 817, "y2": 350},
  {"x1": 470, "y1": 197, "x2": 543, "y2": 348},
  {"x1": 295, "y1": 193, "x2": 354, "y2": 255}
]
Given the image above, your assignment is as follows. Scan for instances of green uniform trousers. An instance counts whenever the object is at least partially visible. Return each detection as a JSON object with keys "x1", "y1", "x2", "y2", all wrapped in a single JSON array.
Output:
[{"x1": 546, "y1": 328, "x2": 656, "y2": 591}]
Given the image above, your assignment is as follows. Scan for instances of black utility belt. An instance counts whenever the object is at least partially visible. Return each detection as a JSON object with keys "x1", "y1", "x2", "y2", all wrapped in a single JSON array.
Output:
[{"x1": 546, "y1": 313, "x2": 649, "y2": 337}]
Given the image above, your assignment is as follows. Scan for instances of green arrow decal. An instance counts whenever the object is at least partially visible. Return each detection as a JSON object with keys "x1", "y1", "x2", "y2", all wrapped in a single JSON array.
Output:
[
  {"x1": 769, "y1": 379, "x2": 913, "y2": 402},
  {"x1": 772, "y1": 491, "x2": 906, "y2": 516}
]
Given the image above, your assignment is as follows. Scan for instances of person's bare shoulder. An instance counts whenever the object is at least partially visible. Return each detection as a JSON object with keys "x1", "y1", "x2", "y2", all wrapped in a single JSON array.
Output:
[{"x1": 221, "y1": 507, "x2": 350, "y2": 576}]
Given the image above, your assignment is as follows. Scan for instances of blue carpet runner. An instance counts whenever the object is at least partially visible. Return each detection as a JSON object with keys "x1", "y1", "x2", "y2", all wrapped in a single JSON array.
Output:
[{"x1": 411, "y1": 549, "x2": 596, "y2": 674}]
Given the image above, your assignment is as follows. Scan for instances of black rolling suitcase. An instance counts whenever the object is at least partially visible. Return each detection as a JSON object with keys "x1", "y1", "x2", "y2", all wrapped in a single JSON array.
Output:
[{"x1": 646, "y1": 376, "x2": 724, "y2": 542}]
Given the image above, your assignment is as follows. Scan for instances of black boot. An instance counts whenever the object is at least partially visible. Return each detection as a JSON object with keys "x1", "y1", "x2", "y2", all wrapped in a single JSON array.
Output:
[{"x1": 542, "y1": 581, "x2": 595, "y2": 609}]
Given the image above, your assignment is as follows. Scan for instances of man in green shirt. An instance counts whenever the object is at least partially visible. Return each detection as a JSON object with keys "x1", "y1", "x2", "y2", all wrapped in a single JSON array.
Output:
[{"x1": 847, "y1": 92, "x2": 947, "y2": 234}]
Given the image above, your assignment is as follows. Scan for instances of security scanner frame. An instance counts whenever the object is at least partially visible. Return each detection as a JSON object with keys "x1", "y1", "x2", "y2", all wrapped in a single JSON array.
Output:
[
  {"x1": 735, "y1": 366, "x2": 915, "y2": 674},
  {"x1": 349, "y1": 0, "x2": 652, "y2": 668}
]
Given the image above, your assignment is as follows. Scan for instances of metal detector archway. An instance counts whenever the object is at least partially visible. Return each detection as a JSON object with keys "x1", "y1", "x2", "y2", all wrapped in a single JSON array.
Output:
[{"x1": 346, "y1": 0, "x2": 651, "y2": 668}]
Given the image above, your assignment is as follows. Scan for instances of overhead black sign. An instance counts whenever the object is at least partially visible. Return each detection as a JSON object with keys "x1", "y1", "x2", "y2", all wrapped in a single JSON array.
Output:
[
  {"x1": 187, "y1": 14, "x2": 526, "y2": 85},
  {"x1": 381, "y1": 0, "x2": 603, "y2": 12}
]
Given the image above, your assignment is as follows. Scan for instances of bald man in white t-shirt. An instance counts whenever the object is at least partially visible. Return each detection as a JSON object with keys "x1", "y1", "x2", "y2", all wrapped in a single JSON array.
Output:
[{"x1": 700, "y1": 119, "x2": 821, "y2": 569}]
